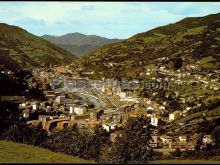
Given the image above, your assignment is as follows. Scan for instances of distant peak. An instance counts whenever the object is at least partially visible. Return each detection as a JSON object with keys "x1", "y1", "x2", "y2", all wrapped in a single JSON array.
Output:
[{"x1": 62, "y1": 32, "x2": 85, "y2": 37}]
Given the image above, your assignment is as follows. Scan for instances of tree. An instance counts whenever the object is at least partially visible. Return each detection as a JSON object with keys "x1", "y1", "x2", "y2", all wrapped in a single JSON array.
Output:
[
  {"x1": 211, "y1": 126, "x2": 220, "y2": 148},
  {"x1": 4, "y1": 119, "x2": 48, "y2": 146},
  {"x1": 82, "y1": 125, "x2": 111, "y2": 161},
  {"x1": 173, "y1": 57, "x2": 182, "y2": 69},
  {"x1": 173, "y1": 148, "x2": 181, "y2": 157},
  {"x1": 195, "y1": 133, "x2": 204, "y2": 151},
  {"x1": 0, "y1": 101, "x2": 20, "y2": 137},
  {"x1": 45, "y1": 126, "x2": 86, "y2": 156},
  {"x1": 100, "y1": 116, "x2": 153, "y2": 163}
]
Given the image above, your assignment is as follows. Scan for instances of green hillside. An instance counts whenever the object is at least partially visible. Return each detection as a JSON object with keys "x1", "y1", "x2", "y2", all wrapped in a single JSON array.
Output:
[
  {"x1": 0, "y1": 23, "x2": 77, "y2": 70},
  {"x1": 81, "y1": 12, "x2": 220, "y2": 79},
  {"x1": 0, "y1": 140, "x2": 94, "y2": 163}
]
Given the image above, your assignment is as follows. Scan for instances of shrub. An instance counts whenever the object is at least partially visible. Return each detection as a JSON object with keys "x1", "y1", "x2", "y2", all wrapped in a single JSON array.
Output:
[{"x1": 173, "y1": 148, "x2": 181, "y2": 157}]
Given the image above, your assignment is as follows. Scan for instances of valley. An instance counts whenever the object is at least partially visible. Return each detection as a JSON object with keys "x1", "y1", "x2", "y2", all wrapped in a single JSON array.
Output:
[{"x1": 0, "y1": 11, "x2": 220, "y2": 164}]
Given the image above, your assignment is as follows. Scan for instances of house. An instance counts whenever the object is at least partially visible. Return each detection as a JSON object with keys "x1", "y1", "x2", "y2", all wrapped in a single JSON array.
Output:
[
  {"x1": 120, "y1": 97, "x2": 138, "y2": 103},
  {"x1": 69, "y1": 106, "x2": 74, "y2": 113},
  {"x1": 106, "y1": 88, "x2": 113, "y2": 95},
  {"x1": 32, "y1": 104, "x2": 37, "y2": 110},
  {"x1": 119, "y1": 92, "x2": 126, "y2": 99},
  {"x1": 197, "y1": 103, "x2": 202, "y2": 107},
  {"x1": 133, "y1": 103, "x2": 139, "y2": 109},
  {"x1": 150, "y1": 135, "x2": 159, "y2": 148},
  {"x1": 159, "y1": 66, "x2": 166, "y2": 71},
  {"x1": 146, "y1": 72, "x2": 151, "y2": 75},
  {"x1": 147, "y1": 106, "x2": 154, "y2": 111},
  {"x1": 159, "y1": 106, "x2": 165, "y2": 111},
  {"x1": 110, "y1": 131, "x2": 123, "y2": 142},
  {"x1": 151, "y1": 117, "x2": 158, "y2": 126},
  {"x1": 146, "y1": 100, "x2": 152, "y2": 104},
  {"x1": 186, "y1": 107, "x2": 192, "y2": 111},
  {"x1": 45, "y1": 91, "x2": 56, "y2": 98},
  {"x1": 38, "y1": 115, "x2": 51, "y2": 127},
  {"x1": 55, "y1": 96, "x2": 65, "y2": 104},
  {"x1": 74, "y1": 105, "x2": 88, "y2": 115},
  {"x1": 21, "y1": 103, "x2": 26, "y2": 107},
  {"x1": 90, "y1": 110, "x2": 104, "y2": 121},
  {"x1": 179, "y1": 98, "x2": 186, "y2": 103},
  {"x1": 102, "y1": 123, "x2": 117, "y2": 132},
  {"x1": 179, "y1": 135, "x2": 187, "y2": 142},
  {"x1": 162, "y1": 101, "x2": 167, "y2": 106},
  {"x1": 23, "y1": 109, "x2": 30, "y2": 119},
  {"x1": 160, "y1": 135, "x2": 173, "y2": 145},
  {"x1": 203, "y1": 135, "x2": 212, "y2": 144},
  {"x1": 181, "y1": 110, "x2": 188, "y2": 116},
  {"x1": 58, "y1": 105, "x2": 65, "y2": 111},
  {"x1": 169, "y1": 111, "x2": 180, "y2": 122}
]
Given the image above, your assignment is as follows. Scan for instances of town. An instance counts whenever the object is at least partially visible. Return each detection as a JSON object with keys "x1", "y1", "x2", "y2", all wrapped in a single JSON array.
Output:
[{"x1": 2, "y1": 55, "x2": 217, "y2": 156}]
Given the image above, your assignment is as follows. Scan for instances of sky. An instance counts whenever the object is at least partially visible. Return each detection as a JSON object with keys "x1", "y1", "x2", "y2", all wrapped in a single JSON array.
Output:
[{"x1": 0, "y1": 2, "x2": 220, "y2": 39}]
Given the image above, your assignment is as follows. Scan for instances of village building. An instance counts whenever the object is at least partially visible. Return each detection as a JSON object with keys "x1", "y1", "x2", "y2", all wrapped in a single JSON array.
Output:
[
  {"x1": 179, "y1": 135, "x2": 187, "y2": 142},
  {"x1": 150, "y1": 135, "x2": 159, "y2": 148},
  {"x1": 169, "y1": 111, "x2": 181, "y2": 122},
  {"x1": 151, "y1": 116, "x2": 159, "y2": 126},
  {"x1": 45, "y1": 91, "x2": 56, "y2": 99},
  {"x1": 74, "y1": 105, "x2": 88, "y2": 115},
  {"x1": 22, "y1": 109, "x2": 30, "y2": 119},
  {"x1": 160, "y1": 135, "x2": 174, "y2": 147},
  {"x1": 118, "y1": 92, "x2": 126, "y2": 99},
  {"x1": 55, "y1": 95, "x2": 65, "y2": 104},
  {"x1": 203, "y1": 135, "x2": 212, "y2": 144},
  {"x1": 110, "y1": 131, "x2": 123, "y2": 142}
]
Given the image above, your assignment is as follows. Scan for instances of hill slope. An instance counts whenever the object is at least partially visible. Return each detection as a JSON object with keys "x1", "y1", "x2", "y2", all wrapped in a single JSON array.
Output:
[
  {"x1": 81, "y1": 12, "x2": 220, "y2": 79},
  {"x1": 42, "y1": 33, "x2": 122, "y2": 56},
  {"x1": 0, "y1": 23, "x2": 77, "y2": 70},
  {"x1": 79, "y1": 12, "x2": 220, "y2": 137},
  {"x1": 0, "y1": 140, "x2": 94, "y2": 163}
]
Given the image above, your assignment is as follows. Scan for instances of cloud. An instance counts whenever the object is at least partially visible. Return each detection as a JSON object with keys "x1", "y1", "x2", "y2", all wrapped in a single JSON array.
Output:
[{"x1": 0, "y1": 2, "x2": 219, "y2": 39}]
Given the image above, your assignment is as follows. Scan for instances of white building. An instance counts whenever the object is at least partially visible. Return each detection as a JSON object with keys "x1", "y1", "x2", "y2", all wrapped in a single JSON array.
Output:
[
  {"x1": 102, "y1": 123, "x2": 116, "y2": 132},
  {"x1": 151, "y1": 117, "x2": 158, "y2": 126},
  {"x1": 55, "y1": 96, "x2": 65, "y2": 104},
  {"x1": 179, "y1": 135, "x2": 187, "y2": 142},
  {"x1": 120, "y1": 97, "x2": 138, "y2": 103},
  {"x1": 203, "y1": 135, "x2": 212, "y2": 144},
  {"x1": 169, "y1": 111, "x2": 180, "y2": 122},
  {"x1": 32, "y1": 104, "x2": 37, "y2": 110},
  {"x1": 146, "y1": 72, "x2": 151, "y2": 75},
  {"x1": 69, "y1": 106, "x2": 74, "y2": 114},
  {"x1": 23, "y1": 111, "x2": 29, "y2": 119},
  {"x1": 147, "y1": 106, "x2": 154, "y2": 111},
  {"x1": 74, "y1": 105, "x2": 87, "y2": 115},
  {"x1": 159, "y1": 106, "x2": 165, "y2": 111},
  {"x1": 119, "y1": 92, "x2": 126, "y2": 99}
]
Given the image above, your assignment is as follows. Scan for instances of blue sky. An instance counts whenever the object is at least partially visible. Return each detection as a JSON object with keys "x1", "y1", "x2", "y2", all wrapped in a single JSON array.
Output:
[{"x1": 0, "y1": 2, "x2": 220, "y2": 39}]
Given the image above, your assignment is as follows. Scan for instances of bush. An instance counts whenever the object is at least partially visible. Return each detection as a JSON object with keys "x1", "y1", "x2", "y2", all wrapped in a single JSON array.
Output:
[
  {"x1": 211, "y1": 126, "x2": 220, "y2": 148},
  {"x1": 172, "y1": 148, "x2": 181, "y2": 157},
  {"x1": 181, "y1": 150, "x2": 195, "y2": 159},
  {"x1": 99, "y1": 116, "x2": 153, "y2": 163},
  {"x1": 3, "y1": 120, "x2": 48, "y2": 147}
]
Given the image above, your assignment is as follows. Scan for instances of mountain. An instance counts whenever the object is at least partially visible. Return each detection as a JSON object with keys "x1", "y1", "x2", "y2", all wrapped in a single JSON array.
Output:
[
  {"x1": 81, "y1": 13, "x2": 220, "y2": 79},
  {"x1": 0, "y1": 23, "x2": 77, "y2": 70},
  {"x1": 42, "y1": 33, "x2": 122, "y2": 57}
]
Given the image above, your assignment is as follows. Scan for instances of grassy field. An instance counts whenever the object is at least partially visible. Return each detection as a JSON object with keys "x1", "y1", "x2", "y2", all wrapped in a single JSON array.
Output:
[
  {"x1": 150, "y1": 159, "x2": 220, "y2": 164},
  {"x1": 0, "y1": 140, "x2": 94, "y2": 163}
]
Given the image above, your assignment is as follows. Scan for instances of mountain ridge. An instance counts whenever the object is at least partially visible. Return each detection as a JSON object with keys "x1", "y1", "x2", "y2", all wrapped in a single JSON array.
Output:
[
  {"x1": 42, "y1": 33, "x2": 123, "y2": 56},
  {"x1": 80, "y1": 12, "x2": 220, "y2": 79},
  {"x1": 0, "y1": 23, "x2": 77, "y2": 70}
]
